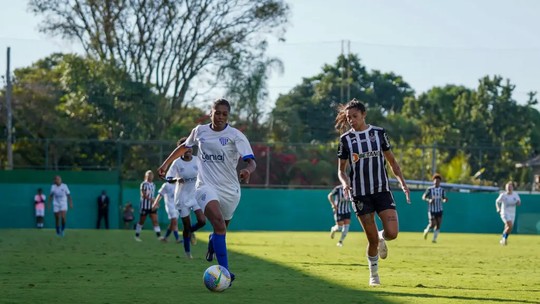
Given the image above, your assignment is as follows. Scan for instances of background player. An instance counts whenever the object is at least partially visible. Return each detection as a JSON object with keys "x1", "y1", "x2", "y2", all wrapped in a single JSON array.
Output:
[
  {"x1": 134, "y1": 170, "x2": 161, "y2": 242},
  {"x1": 47, "y1": 175, "x2": 73, "y2": 236},
  {"x1": 422, "y1": 174, "x2": 448, "y2": 243},
  {"x1": 166, "y1": 137, "x2": 206, "y2": 258},
  {"x1": 327, "y1": 185, "x2": 352, "y2": 247},
  {"x1": 496, "y1": 181, "x2": 521, "y2": 246},
  {"x1": 153, "y1": 181, "x2": 181, "y2": 243}
]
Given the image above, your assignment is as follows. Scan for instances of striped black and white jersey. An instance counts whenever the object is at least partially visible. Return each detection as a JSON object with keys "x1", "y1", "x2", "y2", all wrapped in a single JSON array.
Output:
[
  {"x1": 423, "y1": 186, "x2": 446, "y2": 213},
  {"x1": 140, "y1": 181, "x2": 155, "y2": 210},
  {"x1": 337, "y1": 125, "x2": 392, "y2": 196},
  {"x1": 329, "y1": 185, "x2": 352, "y2": 214}
]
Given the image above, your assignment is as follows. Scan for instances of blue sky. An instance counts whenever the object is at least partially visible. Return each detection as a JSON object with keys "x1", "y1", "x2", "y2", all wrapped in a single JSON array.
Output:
[{"x1": 2, "y1": 0, "x2": 540, "y2": 112}]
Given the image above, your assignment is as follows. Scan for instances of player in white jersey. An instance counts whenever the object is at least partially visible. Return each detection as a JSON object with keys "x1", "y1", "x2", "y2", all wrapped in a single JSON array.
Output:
[
  {"x1": 158, "y1": 98, "x2": 256, "y2": 287},
  {"x1": 47, "y1": 175, "x2": 73, "y2": 237},
  {"x1": 166, "y1": 137, "x2": 206, "y2": 258},
  {"x1": 152, "y1": 182, "x2": 180, "y2": 243},
  {"x1": 495, "y1": 181, "x2": 521, "y2": 246}
]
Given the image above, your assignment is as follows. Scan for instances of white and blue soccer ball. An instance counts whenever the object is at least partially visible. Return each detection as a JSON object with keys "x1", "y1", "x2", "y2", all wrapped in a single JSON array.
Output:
[{"x1": 203, "y1": 265, "x2": 231, "y2": 292}]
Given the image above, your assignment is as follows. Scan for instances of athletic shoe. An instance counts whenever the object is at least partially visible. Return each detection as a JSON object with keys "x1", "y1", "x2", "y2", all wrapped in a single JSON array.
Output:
[
  {"x1": 191, "y1": 232, "x2": 197, "y2": 245},
  {"x1": 134, "y1": 236, "x2": 142, "y2": 242},
  {"x1": 378, "y1": 238, "x2": 388, "y2": 259},
  {"x1": 500, "y1": 238, "x2": 507, "y2": 246},
  {"x1": 369, "y1": 275, "x2": 380, "y2": 286},
  {"x1": 185, "y1": 252, "x2": 193, "y2": 259},
  {"x1": 432, "y1": 240, "x2": 437, "y2": 243},
  {"x1": 423, "y1": 229, "x2": 429, "y2": 240},
  {"x1": 206, "y1": 234, "x2": 215, "y2": 262},
  {"x1": 159, "y1": 236, "x2": 167, "y2": 243},
  {"x1": 330, "y1": 227, "x2": 336, "y2": 239},
  {"x1": 229, "y1": 272, "x2": 236, "y2": 288},
  {"x1": 176, "y1": 239, "x2": 183, "y2": 244},
  {"x1": 336, "y1": 241, "x2": 343, "y2": 247}
]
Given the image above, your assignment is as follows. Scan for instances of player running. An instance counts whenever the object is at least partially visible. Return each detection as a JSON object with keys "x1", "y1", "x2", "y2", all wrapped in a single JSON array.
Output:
[
  {"x1": 134, "y1": 170, "x2": 161, "y2": 242},
  {"x1": 422, "y1": 174, "x2": 448, "y2": 243},
  {"x1": 496, "y1": 181, "x2": 521, "y2": 246},
  {"x1": 327, "y1": 185, "x2": 352, "y2": 247},
  {"x1": 153, "y1": 181, "x2": 181, "y2": 243}
]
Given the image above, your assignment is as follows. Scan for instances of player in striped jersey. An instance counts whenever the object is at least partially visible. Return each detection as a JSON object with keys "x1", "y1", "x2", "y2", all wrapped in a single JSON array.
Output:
[
  {"x1": 134, "y1": 170, "x2": 161, "y2": 242},
  {"x1": 158, "y1": 98, "x2": 256, "y2": 287},
  {"x1": 335, "y1": 98, "x2": 410, "y2": 286},
  {"x1": 422, "y1": 174, "x2": 448, "y2": 243},
  {"x1": 495, "y1": 181, "x2": 521, "y2": 246},
  {"x1": 327, "y1": 185, "x2": 352, "y2": 247}
]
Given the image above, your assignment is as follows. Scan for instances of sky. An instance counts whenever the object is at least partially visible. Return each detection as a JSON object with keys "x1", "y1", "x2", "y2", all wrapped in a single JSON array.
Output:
[{"x1": 1, "y1": 0, "x2": 540, "y2": 112}]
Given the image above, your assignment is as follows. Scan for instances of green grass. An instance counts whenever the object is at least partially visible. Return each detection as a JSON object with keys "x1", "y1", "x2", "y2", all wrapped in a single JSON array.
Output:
[{"x1": 1, "y1": 229, "x2": 539, "y2": 304}]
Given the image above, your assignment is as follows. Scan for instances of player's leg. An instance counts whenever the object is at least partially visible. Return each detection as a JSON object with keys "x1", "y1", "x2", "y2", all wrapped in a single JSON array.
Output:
[
  {"x1": 423, "y1": 212, "x2": 433, "y2": 240},
  {"x1": 149, "y1": 212, "x2": 161, "y2": 238},
  {"x1": 60, "y1": 210, "x2": 67, "y2": 236},
  {"x1": 170, "y1": 218, "x2": 180, "y2": 242},
  {"x1": 375, "y1": 192, "x2": 399, "y2": 260},
  {"x1": 190, "y1": 209, "x2": 206, "y2": 245},
  {"x1": 357, "y1": 212, "x2": 380, "y2": 286},
  {"x1": 338, "y1": 217, "x2": 351, "y2": 246},
  {"x1": 135, "y1": 213, "x2": 147, "y2": 241},
  {"x1": 432, "y1": 215, "x2": 442, "y2": 243},
  {"x1": 180, "y1": 215, "x2": 193, "y2": 257},
  {"x1": 54, "y1": 211, "x2": 61, "y2": 235},
  {"x1": 205, "y1": 200, "x2": 227, "y2": 267},
  {"x1": 330, "y1": 212, "x2": 340, "y2": 239},
  {"x1": 501, "y1": 217, "x2": 513, "y2": 245}
]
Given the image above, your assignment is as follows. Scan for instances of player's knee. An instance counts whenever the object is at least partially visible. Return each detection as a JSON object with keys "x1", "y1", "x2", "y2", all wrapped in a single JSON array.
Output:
[{"x1": 384, "y1": 230, "x2": 398, "y2": 240}]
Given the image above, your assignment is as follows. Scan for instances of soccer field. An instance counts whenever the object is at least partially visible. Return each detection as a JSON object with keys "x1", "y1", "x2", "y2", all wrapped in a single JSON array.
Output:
[{"x1": 1, "y1": 230, "x2": 539, "y2": 304}]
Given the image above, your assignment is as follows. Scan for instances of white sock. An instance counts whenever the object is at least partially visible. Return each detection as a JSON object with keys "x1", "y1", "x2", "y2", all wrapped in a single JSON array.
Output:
[
  {"x1": 339, "y1": 224, "x2": 350, "y2": 242},
  {"x1": 367, "y1": 255, "x2": 379, "y2": 276},
  {"x1": 378, "y1": 230, "x2": 386, "y2": 241},
  {"x1": 331, "y1": 225, "x2": 340, "y2": 232},
  {"x1": 433, "y1": 229, "x2": 440, "y2": 241},
  {"x1": 153, "y1": 226, "x2": 161, "y2": 233},
  {"x1": 135, "y1": 223, "x2": 142, "y2": 235}
]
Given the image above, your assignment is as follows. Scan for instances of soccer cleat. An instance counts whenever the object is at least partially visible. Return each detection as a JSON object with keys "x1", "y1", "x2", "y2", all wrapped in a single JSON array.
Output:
[
  {"x1": 330, "y1": 227, "x2": 336, "y2": 239},
  {"x1": 378, "y1": 238, "x2": 388, "y2": 259},
  {"x1": 369, "y1": 275, "x2": 381, "y2": 286},
  {"x1": 185, "y1": 252, "x2": 193, "y2": 259},
  {"x1": 176, "y1": 239, "x2": 183, "y2": 244},
  {"x1": 423, "y1": 229, "x2": 429, "y2": 240},
  {"x1": 228, "y1": 272, "x2": 236, "y2": 288},
  {"x1": 337, "y1": 241, "x2": 343, "y2": 247},
  {"x1": 206, "y1": 234, "x2": 215, "y2": 262},
  {"x1": 134, "y1": 236, "x2": 142, "y2": 242},
  {"x1": 159, "y1": 236, "x2": 167, "y2": 243},
  {"x1": 432, "y1": 240, "x2": 437, "y2": 243},
  {"x1": 500, "y1": 238, "x2": 507, "y2": 246},
  {"x1": 191, "y1": 232, "x2": 197, "y2": 245}
]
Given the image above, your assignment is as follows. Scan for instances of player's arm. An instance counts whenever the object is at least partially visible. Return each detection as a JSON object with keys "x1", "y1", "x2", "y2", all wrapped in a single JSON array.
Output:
[
  {"x1": 338, "y1": 159, "x2": 352, "y2": 200},
  {"x1": 383, "y1": 150, "x2": 411, "y2": 204},
  {"x1": 152, "y1": 194, "x2": 162, "y2": 210},
  {"x1": 327, "y1": 192, "x2": 337, "y2": 210},
  {"x1": 443, "y1": 190, "x2": 448, "y2": 203},
  {"x1": 158, "y1": 144, "x2": 189, "y2": 178},
  {"x1": 67, "y1": 194, "x2": 73, "y2": 208},
  {"x1": 495, "y1": 194, "x2": 503, "y2": 213},
  {"x1": 239, "y1": 158, "x2": 256, "y2": 184}
]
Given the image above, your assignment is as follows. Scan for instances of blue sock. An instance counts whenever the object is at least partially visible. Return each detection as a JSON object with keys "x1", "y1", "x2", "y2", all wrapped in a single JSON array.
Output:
[
  {"x1": 191, "y1": 222, "x2": 204, "y2": 232},
  {"x1": 165, "y1": 229, "x2": 172, "y2": 238},
  {"x1": 183, "y1": 237, "x2": 191, "y2": 253},
  {"x1": 55, "y1": 226, "x2": 60, "y2": 234},
  {"x1": 61, "y1": 223, "x2": 65, "y2": 231},
  {"x1": 173, "y1": 231, "x2": 179, "y2": 240},
  {"x1": 212, "y1": 234, "x2": 228, "y2": 270},
  {"x1": 503, "y1": 233, "x2": 508, "y2": 239}
]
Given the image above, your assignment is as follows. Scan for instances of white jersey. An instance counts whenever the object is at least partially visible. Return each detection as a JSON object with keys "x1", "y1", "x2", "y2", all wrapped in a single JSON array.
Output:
[
  {"x1": 496, "y1": 192, "x2": 520, "y2": 216},
  {"x1": 50, "y1": 183, "x2": 70, "y2": 205},
  {"x1": 185, "y1": 123, "x2": 254, "y2": 197},
  {"x1": 166, "y1": 157, "x2": 198, "y2": 207},
  {"x1": 158, "y1": 183, "x2": 175, "y2": 207}
]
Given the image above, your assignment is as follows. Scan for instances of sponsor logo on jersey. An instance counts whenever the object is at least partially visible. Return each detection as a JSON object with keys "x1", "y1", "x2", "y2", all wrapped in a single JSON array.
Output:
[
  {"x1": 351, "y1": 151, "x2": 380, "y2": 163},
  {"x1": 201, "y1": 152, "x2": 225, "y2": 162}
]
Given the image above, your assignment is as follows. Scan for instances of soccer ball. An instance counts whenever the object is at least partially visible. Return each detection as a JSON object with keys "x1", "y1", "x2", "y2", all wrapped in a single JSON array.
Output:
[{"x1": 203, "y1": 265, "x2": 231, "y2": 292}]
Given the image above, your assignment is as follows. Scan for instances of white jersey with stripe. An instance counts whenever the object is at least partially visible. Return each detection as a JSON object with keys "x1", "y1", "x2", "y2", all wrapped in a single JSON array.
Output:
[
  {"x1": 185, "y1": 123, "x2": 254, "y2": 196},
  {"x1": 166, "y1": 157, "x2": 198, "y2": 207},
  {"x1": 496, "y1": 192, "x2": 520, "y2": 216},
  {"x1": 423, "y1": 186, "x2": 446, "y2": 213},
  {"x1": 50, "y1": 183, "x2": 70, "y2": 205},
  {"x1": 337, "y1": 125, "x2": 391, "y2": 196}
]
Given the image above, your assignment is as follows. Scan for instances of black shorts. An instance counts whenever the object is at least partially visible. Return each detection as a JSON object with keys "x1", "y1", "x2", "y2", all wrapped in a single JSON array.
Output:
[
  {"x1": 140, "y1": 208, "x2": 157, "y2": 216},
  {"x1": 334, "y1": 212, "x2": 351, "y2": 222},
  {"x1": 351, "y1": 192, "x2": 396, "y2": 216},
  {"x1": 428, "y1": 211, "x2": 443, "y2": 219}
]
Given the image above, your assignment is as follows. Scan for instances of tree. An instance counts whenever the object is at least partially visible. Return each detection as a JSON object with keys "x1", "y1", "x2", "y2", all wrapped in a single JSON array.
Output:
[{"x1": 29, "y1": 0, "x2": 289, "y2": 109}]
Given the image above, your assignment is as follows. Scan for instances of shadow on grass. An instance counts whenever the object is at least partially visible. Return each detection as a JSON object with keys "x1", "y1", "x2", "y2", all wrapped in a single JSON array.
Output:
[
  {"x1": 0, "y1": 229, "x2": 395, "y2": 304},
  {"x1": 372, "y1": 291, "x2": 540, "y2": 304}
]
